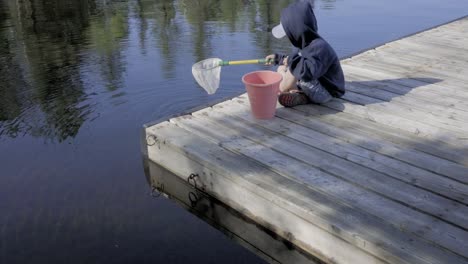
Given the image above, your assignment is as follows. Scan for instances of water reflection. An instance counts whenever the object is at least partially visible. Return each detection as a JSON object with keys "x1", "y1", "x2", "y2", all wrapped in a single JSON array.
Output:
[
  {"x1": 0, "y1": 0, "x2": 94, "y2": 141},
  {"x1": 144, "y1": 158, "x2": 324, "y2": 264},
  {"x1": 151, "y1": 0, "x2": 179, "y2": 79},
  {"x1": 87, "y1": 1, "x2": 129, "y2": 92},
  {"x1": 0, "y1": 0, "x2": 300, "y2": 141}
]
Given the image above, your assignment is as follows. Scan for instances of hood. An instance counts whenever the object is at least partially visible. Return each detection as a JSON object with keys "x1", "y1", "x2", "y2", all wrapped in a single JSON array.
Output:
[{"x1": 281, "y1": 1, "x2": 320, "y2": 49}]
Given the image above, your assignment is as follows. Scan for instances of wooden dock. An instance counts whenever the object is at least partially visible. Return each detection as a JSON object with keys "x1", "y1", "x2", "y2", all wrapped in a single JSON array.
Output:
[
  {"x1": 144, "y1": 160, "x2": 324, "y2": 264},
  {"x1": 142, "y1": 17, "x2": 468, "y2": 264}
]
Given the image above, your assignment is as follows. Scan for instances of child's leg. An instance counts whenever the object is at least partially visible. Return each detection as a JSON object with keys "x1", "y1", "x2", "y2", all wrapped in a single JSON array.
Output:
[
  {"x1": 277, "y1": 65, "x2": 297, "y2": 92},
  {"x1": 298, "y1": 80, "x2": 333, "y2": 104}
]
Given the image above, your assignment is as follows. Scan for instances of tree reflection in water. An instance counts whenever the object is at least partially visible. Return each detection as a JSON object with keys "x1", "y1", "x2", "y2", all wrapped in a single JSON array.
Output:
[{"x1": 0, "y1": 0, "x2": 305, "y2": 141}]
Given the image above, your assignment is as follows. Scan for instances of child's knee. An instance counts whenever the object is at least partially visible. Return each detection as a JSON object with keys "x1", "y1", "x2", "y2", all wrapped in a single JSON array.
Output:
[
  {"x1": 298, "y1": 80, "x2": 333, "y2": 104},
  {"x1": 278, "y1": 66, "x2": 297, "y2": 92},
  {"x1": 310, "y1": 91, "x2": 333, "y2": 104},
  {"x1": 277, "y1": 65, "x2": 286, "y2": 72}
]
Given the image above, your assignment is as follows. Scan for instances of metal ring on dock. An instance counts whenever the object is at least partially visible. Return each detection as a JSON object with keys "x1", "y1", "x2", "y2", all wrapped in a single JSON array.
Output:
[
  {"x1": 146, "y1": 135, "x2": 157, "y2": 146},
  {"x1": 151, "y1": 184, "x2": 164, "y2": 198},
  {"x1": 188, "y1": 191, "x2": 198, "y2": 207},
  {"x1": 187, "y1": 173, "x2": 199, "y2": 189}
]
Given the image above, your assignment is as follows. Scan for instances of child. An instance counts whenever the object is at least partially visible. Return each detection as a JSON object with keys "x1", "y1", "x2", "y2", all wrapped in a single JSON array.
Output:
[{"x1": 266, "y1": 1, "x2": 345, "y2": 107}]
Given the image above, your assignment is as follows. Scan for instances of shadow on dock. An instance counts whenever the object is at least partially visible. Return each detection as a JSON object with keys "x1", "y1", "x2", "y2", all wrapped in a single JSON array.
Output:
[
  {"x1": 340, "y1": 77, "x2": 443, "y2": 106},
  {"x1": 301, "y1": 76, "x2": 468, "y2": 161}
]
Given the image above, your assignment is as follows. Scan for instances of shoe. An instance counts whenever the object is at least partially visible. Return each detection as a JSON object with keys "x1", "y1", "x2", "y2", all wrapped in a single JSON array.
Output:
[{"x1": 278, "y1": 91, "x2": 310, "y2": 107}]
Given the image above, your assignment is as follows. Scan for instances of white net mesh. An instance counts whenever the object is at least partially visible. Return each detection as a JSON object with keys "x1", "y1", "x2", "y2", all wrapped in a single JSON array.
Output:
[{"x1": 192, "y1": 58, "x2": 222, "y2": 95}]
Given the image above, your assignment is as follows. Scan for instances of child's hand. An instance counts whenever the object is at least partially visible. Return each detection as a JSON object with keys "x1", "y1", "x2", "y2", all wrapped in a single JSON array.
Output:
[
  {"x1": 265, "y1": 54, "x2": 276, "y2": 65},
  {"x1": 283, "y1": 56, "x2": 289, "y2": 67}
]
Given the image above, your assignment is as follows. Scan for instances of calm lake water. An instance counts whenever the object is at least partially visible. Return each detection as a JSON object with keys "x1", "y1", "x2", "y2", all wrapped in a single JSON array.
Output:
[{"x1": 1, "y1": 0, "x2": 467, "y2": 263}]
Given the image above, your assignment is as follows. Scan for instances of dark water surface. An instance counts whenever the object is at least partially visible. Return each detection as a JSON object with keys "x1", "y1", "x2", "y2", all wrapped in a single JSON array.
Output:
[{"x1": 1, "y1": 0, "x2": 467, "y2": 263}]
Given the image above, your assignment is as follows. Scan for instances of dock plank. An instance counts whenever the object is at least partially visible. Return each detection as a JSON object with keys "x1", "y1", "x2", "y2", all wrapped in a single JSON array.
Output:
[
  {"x1": 344, "y1": 84, "x2": 468, "y2": 120},
  {"x1": 344, "y1": 55, "x2": 468, "y2": 90},
  {"x1": 231, "y1": 95, "x2": 468, "y2": 195},
  {"x1": 391, "y1": 39, "x2": 468, "y2": 61},
  {"x1": 340, "y1": 91, "x2": 468, "y2": 132},
  {"x1": 341, "y1": 64, "x2": 468, "y2": 101},
  {"x1": 357, "y1": 46, "x2": 468, "y2": 69},
  {"x1": 323, "y1": 98, "x2": 467, "y2": 144},
  {"x1": 169, "y1": 108, "x2": 468, "y2": 257},
  {"x1": 344, "y1": 73, "x2": 468, "y2": 112},
  {"x1": 215, "y1": 96, "x2": 468, "y2": 189},
  {"x1": 198, "y1": 98, "x2": 468, "y2": 205},
  {"x1": 162, "y1": 117, "x2": 466, "y2": 264},
  {"x1": 288, "y1": 102, "x2": 468, "y2": 169},
  {"x1": 341, "y1": 66, "x2": 468, "y2": 105},
  {"x1": 147, "y1": 122, "x2": 404, "y2": 264}
]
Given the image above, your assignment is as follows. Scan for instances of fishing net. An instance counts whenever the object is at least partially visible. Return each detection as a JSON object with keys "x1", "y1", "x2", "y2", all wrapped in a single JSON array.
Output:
[{"x1": 192, "y1": 58, "x2": 222, "y2": 95}]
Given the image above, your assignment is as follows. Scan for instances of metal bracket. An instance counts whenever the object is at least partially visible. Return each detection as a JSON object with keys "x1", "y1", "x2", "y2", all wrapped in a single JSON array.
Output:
[
  {"x1": 188, "y1": 191, "x2": 199, "y2": 207},
  {"x1": 146, "y1": 135, "x2": 158, "y2": 146},
  {"x1": 187, "y1": 173, "x2": 199, "y2": 189},
  {"x1": 151, "y1": 183, "x2": 165, "y2": 198}
]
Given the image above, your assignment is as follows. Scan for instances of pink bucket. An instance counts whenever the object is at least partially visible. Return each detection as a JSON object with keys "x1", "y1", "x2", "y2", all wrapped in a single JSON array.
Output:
[{"x1": 242, "y1": 71, "x2": 283, "y2": 119}]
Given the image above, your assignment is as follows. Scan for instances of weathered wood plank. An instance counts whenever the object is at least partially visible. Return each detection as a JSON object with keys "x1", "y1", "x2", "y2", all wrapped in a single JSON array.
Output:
[
  {"x1": 146, "y1": 161, "x2": 322, "y2": 264},
  {"x1": 340, "y1": 91, "x2": 468, "y2": 132},
  {"x1": 221, "y1": 96, "x2": 468, "y2": 195},
  {"x1": 347, "y1": 51, "x2": 468, "y2": 85},
  {"x1": 349, "y1": 54, "x2": 468, "y2": 84},
  {"x1": 206, "y1": 97, "x2": 468, "y2": 204},
  {"x1": 282, "y1": 99, "x2": 468, "y2": 170},
  {"x1": 362, "y1": 44, "x2": 468, "y2": 66},
  {"x1": 322, "y1": 98, "x2": 467, "y2": 145},
  {"x1": 344, "y1": 58, "x2": 465, "y2": 96},
  {"x1": 411, "y1": 32, "x2": 468, "y2": 46},
  {"x1": 391, "y1": 29, "x2": 468, "y2": 51},
  {"x1": 372, "y1": 42, "x2": 465, "y2": 66},
  {"x1": 431, "y1": 19, "x2": 468, "y2": 33},
  {"x1": 341, "y1": 65, "x2": 468, "y2": 102},
  {"x1": 417, "y1": 19, "x2": 468, "y2": 36},
  {"x1": 376, "y1": 36, "x2": 468, "y2": 57},
  {"x1": 409, "y1": 36, "x2": 468, "y2": 50},
  {"x1": 356, "y1": 62, "x2": 468, "y2": 90},
  {"x1": 275, "y1": 108, "x2": 468, "y2": 189},
  {"x1": 344, "y1": 73, "x2": 468, "y2": 112},
  {"x1": 392, "y1": 39, "x2": 468, "y2": 60},
  {"x1": 391, "y1": 42, "x2": 468, "y2": 61},
  {"x1": 169, "y1": 108, "x2": 468, "y2": 258},
  {"x1": 146, "y1": 122, "x2": 413, "y2": 264},
  {"x1": 346, "y1": 43, "x2": 468, "y2": 73},
  {"x1": 346, "y1": 59, "x2": 468, "y2": 91},
  {"x1": 345, "y1": 83, "x2": 468, "y2": 119},
  {"x1": 162, "y1": 116, "x2": 468, "y2": 263},
  {"x1": 341, "y1": 64, "x2": 468, "y2": 101}
]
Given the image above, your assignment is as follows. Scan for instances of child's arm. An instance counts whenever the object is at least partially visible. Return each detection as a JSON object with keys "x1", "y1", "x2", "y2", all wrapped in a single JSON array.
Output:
[{"x1": 287, "y1": 51, "x2": 330, "y2": 82}]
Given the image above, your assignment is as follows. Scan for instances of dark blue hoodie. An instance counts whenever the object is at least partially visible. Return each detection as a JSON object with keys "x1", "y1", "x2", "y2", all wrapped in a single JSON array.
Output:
[{"x1": 275, "y1": 1, "x2": 345, "y2": 97}]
